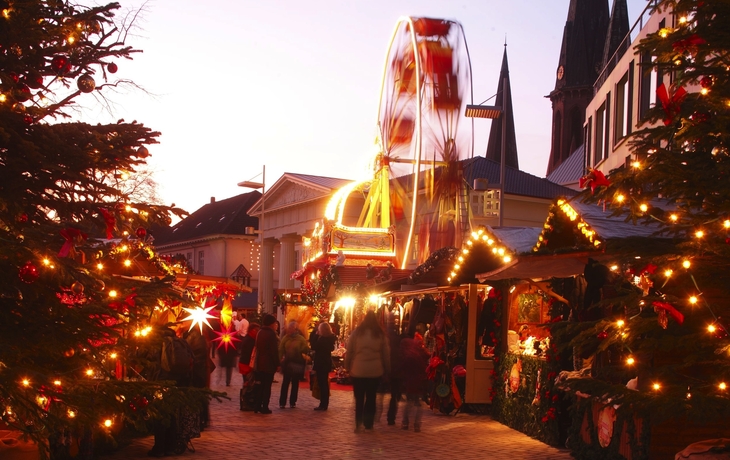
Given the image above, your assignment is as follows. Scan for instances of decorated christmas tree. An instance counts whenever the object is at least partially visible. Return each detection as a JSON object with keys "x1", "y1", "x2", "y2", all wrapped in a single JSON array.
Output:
[
  {"x1": 553, "y1": 0, "x2": 730, "y2": 456},
  {"x1": 0, "y1": 1, "x2": 212, "y2": 457}
]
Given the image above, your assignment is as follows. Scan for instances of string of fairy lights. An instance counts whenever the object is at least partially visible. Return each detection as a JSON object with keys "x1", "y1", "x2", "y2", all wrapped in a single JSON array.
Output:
[{"x1": 446, "y1": 227, "x2": 514, "y2": 284}]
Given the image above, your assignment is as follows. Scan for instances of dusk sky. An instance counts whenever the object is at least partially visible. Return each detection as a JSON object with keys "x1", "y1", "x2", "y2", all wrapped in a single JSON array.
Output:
[{"x1": 83, "y1": 0, "x2": 650, "y2": 216}]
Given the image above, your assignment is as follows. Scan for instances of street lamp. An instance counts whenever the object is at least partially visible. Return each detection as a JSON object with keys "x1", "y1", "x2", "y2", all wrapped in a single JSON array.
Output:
[
  {"x1": 465, "y1": 78, "x2": 508, "y2": 226},
  {"x1": 238, "y1": 165, "x2": 266, "y2": 309}
]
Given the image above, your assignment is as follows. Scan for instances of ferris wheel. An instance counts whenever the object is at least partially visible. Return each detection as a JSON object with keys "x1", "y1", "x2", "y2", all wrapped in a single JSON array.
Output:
[{"x1": 357, "y1": 17, "x2": 474, "y2": 268}]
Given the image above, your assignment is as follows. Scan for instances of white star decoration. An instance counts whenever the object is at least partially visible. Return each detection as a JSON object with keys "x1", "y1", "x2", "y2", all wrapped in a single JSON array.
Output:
[{"x1": 181, "y1": 304, "x2": 216, "y2": 333}]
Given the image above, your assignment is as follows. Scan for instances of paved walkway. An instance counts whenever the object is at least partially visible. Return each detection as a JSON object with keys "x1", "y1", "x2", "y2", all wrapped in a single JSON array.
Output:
[{"x1": 106, "y1": 368, "x2": 572, "y2": 460}]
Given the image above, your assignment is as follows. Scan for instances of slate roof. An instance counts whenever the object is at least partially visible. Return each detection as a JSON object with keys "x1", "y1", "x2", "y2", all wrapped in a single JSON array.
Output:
[
  {"x1": 546, "y1": 144, "x2": 585, "y2": 188},
  {"x1": 462, "y1": 156, "x2": 578, "y2": 200},
  {"x1": 153, "y1": 191, "x2": 261, "y2": 245},
  {"x1": 284, "y1": 173, "x2": 353, "y2": 191}
]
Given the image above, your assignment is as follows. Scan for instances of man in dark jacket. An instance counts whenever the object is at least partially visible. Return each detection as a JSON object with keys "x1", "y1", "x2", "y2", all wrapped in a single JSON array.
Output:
[{"x1": 253, "y1": 314, "x2": 280, "y2": 414}]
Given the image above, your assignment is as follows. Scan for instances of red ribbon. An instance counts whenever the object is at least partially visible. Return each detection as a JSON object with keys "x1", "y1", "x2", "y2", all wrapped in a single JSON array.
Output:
[
  {"x1": 99, "y1": 208, "x2": 116, "y2": 239},
  {"x1": 652, "y1": 301, "x2": 685, "y2": 325},
  {"x1": 672, "y1": 34, "x2": 706, "y2": 54},
  {"x1": 656, "y1": 83, "x2": 687, "y2": 126},
  {"x1": 579, "y1": 168, "x2": 611, "y2": 194},
  {"x1": 58, "y1": 228, "x2": 88, "y2": 258}
]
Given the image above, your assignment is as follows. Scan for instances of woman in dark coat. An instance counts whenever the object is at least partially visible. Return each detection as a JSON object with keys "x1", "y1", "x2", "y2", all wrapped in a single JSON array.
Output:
[{"x1": 310, "y1": 322, "x2": 336, "y2": 411}]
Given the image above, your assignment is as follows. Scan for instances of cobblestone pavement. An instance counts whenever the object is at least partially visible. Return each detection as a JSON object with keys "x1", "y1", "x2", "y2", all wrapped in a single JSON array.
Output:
[{"x1": 105, "y1": 368, "x2": 572, "y2": 460}]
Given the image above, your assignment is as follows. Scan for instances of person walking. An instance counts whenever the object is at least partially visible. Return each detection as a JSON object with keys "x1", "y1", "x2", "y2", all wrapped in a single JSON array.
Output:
[
  {"x1": 278, "y1": 321, "x2": 309, "y2": 409},
  {"x1": 253, "y1": 314, "x2": 280, "y2": 414},
  {"x1": 344, "y1": 310, "x2": 390, "y2": 433},
  {"x1": 310, "y1": 321, "x2": 336, "y2": 411},
  {"x1": 385, "y1": 317, "x2": 403, "y2": 426},
  {"x1": 400, "y1": 336, "x2": 429, "y2": 432}
]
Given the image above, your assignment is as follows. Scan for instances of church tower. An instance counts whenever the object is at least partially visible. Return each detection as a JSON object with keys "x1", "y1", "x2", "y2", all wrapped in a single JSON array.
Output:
[
  {"x1": 546, "y1": 0, "x2": 610, "y2": 175},
  {"x1": 485, "y1": 46, "x2": 519, "y2": 169}
]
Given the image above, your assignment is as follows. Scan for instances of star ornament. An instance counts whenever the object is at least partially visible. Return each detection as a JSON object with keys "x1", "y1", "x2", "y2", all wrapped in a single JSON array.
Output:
[
  {"x1": 213, "y1": 326, "x2": 241, "y2": 352},
  {"x1": 181, "y1": 305, "x2": 216, "y2": 333}
]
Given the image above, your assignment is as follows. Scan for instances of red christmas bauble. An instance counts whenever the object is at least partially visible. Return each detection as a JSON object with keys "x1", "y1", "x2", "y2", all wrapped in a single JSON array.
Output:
[
  {"x1": 700, "y1": 76, "x2": 712, "y2": 88},
  {"x1": 17, "y1": 213, "x2": 28, "y2": 223},
  {"x1": 71, "y1": 281, "x2": 84, "y2": 295},
  {"x1": 24, "y1": 71, "x2": 44, "y2": 89},
  {"x1": 9, "y1": 71, "x2": 19, "y2": 83},
  {"x1": 63, "y1": 348, "x2": 75, "y2": 358},
  {"x1": 77, "y1": 74, "x2": 96, "y2": 93},
  {"x1": 597, "y1": 330, "x2": 608, "y2": 340},
  {"x1": 51, "y1": 55, "x2": 69, "y2": 72},
  {"x1": 15, "y1": 83, "x2": 31, "y2": 102},
  {"x1": 107, "y1": 62, "x2": 118, "y2": 73},
  {"x1": 135, "y1": 227, "x2": 147, "y2": 239},
  {"x1": 134, "y1": 396, "x2": 148, "y2": 409},
  {"x1": 19, "y1": 261, "x2": 39, "y2": 283},
  {"x1": 23, "y1": 115, "x2": 34, "y2": 125}
]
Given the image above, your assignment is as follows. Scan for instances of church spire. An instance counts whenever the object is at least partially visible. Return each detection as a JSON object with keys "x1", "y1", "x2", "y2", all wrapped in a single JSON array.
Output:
[
  {"x1": 485, "y1": 45, "x2": 519, "y2": 170},
  {"x1": 547, "y1": 0, "x2": 609, "y2": 176},
  {"x1": 600, "y1": 0, "x2": 630, "y2": 79}
]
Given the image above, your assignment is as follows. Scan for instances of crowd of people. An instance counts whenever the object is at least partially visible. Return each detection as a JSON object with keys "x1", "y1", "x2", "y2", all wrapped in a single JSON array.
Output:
[{"x1": 147, "y1": 307, "x2": 431, "y2": 457}]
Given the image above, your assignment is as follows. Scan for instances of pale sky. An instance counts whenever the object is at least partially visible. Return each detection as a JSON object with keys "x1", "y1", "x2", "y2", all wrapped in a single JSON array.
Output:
[{"x1": 82, "y1": 0, "x2": 650, "y2": 215}]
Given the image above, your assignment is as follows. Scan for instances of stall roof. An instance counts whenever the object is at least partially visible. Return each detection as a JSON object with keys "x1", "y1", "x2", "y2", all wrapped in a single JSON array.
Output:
[
  {"x1": 490, "y1": 227, "x2": 543, "y2": 254},
  {"x1": 569, "y1": 199, "x2": 667, "y2": 239}
]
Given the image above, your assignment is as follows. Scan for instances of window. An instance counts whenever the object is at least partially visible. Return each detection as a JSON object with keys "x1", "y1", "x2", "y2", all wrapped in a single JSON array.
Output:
[
  {"x1": 471, "y1": 189, "x2": 500, "y2": 218},
  {"x1": 197, "y1": 250, "x2": 204, "y2": 275},
  {"x1": 594, "y1": 104, "x2": 605, "y2": 165},
  {"x1": 186, "y1": 252, "x2": 192, "y2": 267},
  {"x1": 614, "y1": 71, "x2": 630, "y2": 144},
  {"x1": 639, "y1": 52, "x2": 658, "y2": 120}
]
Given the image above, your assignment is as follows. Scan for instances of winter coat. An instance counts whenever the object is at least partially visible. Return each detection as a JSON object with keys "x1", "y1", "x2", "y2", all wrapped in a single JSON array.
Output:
[
  {"x1": 311, "y1": 334, "x2": 336, "y2": 373},
  {"x1": 345, "y1": 329, "x2": 390, "y2": 378},
  {"x1": 279, "y1": 332, "x2": 309, "y2": 364},
  {"x1": 254, "y1": 327, "x2": 279, "y2": 374}
]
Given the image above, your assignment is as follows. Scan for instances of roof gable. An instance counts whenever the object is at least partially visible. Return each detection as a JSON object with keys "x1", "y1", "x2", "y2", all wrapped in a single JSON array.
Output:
[{"x1": 248, "y1": 172, "x2": 354, "y2": 215}]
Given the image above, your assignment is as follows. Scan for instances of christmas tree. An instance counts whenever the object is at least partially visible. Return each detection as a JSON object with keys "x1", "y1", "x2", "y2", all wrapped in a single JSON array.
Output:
[
  {"x1": 553, "y1": 0, "x2": 730, "y2": 456},
  {"x1": 0, "y1": 1, "x2": 212, "y2": 457}
]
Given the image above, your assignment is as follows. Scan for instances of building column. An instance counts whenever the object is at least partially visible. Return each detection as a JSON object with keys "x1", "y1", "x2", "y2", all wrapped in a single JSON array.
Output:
[
  {"x1": 259, "y1": 237, "x2": 276, "y2": 314},
  {"x1": 278, "y1": 234, "x2": 300, "y2": 290}
]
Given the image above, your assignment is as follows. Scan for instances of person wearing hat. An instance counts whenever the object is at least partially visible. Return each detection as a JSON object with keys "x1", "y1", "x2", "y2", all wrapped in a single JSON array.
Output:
[{"x1": 252, "y1": 314, "x2": 280, "y2": 414}]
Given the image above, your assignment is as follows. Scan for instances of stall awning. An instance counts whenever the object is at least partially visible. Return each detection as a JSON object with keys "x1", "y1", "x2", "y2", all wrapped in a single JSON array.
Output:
[{"x1": 476, "y1": 251, "x2": 600, "y2": 282}]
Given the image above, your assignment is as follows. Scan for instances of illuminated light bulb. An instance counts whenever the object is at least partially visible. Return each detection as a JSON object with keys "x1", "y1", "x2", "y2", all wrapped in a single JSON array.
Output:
[
  {"x1": 120, "y1": 171, "x2": 129, "y2": 180},
  {"x1": 689, "y1": 296, "x2": 698, "y2": 305},
  {"x1": 610, "y1": 265, "x2": 618, "y2": 271},
  {"x1": 616, "y1": 194, "x2": 625, "y2": 203},
  {"x1": 492, "y1": 248, "x2": 498, "y2": 254},
  {"x1": 54, "y1": 379, "x2": 62, "y2": 386},
  {"x1": 67, "y1": 35, "x2": 75, "y2": 44},
  {"x1": 119, "y1": 244, "x2": 128, "y2": 252},
  {"x1": 458, "y1": 256, "x2": 464, "y2": 262},
  {"x1": 85, "y1": 369, "x2": 94, "y2": 376},
  {"x1": 626, "y1": 357, "x2": 635, "y2": 365},
  {"x1": 686, "y1": 391, "x2": 692, "y2": 399},
  {"x1": 0, "y1": 94, "x2": 6, "y2": 102},
  {"x1": 664, "y1": 269, "x2": 673, "y2": 277},
  {"x1": 679, "y1": 16, "x2": 687, "y2": 24},
  {"x1": 134, "y1": 330, "x2": 141, "y2": 337},
  {"x1": 125, "y1": 205, "x2": 132, "y2": 212},
  {"x1": 724, "y1": 220, "x2": 730, "y2": 229},
  {"x1": 369, "y1": 295, "x2": 379, "y2": 304},
  {"x1": 670, "y1": 214, "x2": 678, "y2": 222},
  {"x1": 659, "y1": 28, "x2": 670, "y2": 38},
  {"x1": 454, "y1": 264, "x2": 460, "y2": 270},
  {"x1": 720, "y1": 382, "x2": 727, "y2": 391},
  {"x1": 462, "y1": 249, "x2": 469, "y2": 255},
  {"x1": 471, "y1": 231, "x2": 478, "y2": 239},
  {"x1": 104, "y1": 419, "x2": 112, "y2": 428},
  {"x1": 708, "y1": 324, "x2": 717, "y2": 333},
  {"x1": 652, "y1": 383, "x2": 661, "y2": 391},
  {"x1": 477, "y1": 229, "x2": 484, "y2": 235},
  {"x1": 450, "y1": 272, "x2": 456, "y2": 278},
  {"x1": 682, "y1": 260, "x2": 691, "y2": 269},
  {"x1": 123, "y1": 231, "x2": 129, "y2": 236},
  {"x1": 639, "y1": 204, "x2": 648, "y2": 212},
  {"x1": 2, "y1": 8, "x2": 11, "y2": 18},
  {"x1": 497, "y1": 248, "x2": 505, "y2": 256},
  {"x1": 487, "y1": 239, "x2": 494, "y2": 246},
  {"x1": 631, "y1": 161, "x2": 641, "y2": 169},
  {"x1": 700, "y1": 88, "x2": 709, "y2": 95},
  {"x1": 447, "y1": 277, "x2": 452, "y2": 282},
  {"x1": 22, "y1": 379, "x2": 30, "y2": 387},
  {"x1": 96, "y1": 263, "x2": 104, "y2": 270},
  {"x1": 695, "y1": 230, "x2": 704, "y2": 238},
  {"x1": 503, "y1": 255, "x2": 512, "y2": 263},
  {"x1": 616, "y1": 320, "x2": 625, "y2": 328},
  {"x1": 123, "y1": 259, "x2": 132, "y2": 267},
  {"x1": 68, "y1": 410, "x2": 76, "y2": 418},
  {"x1": 108, "y1": 290, "x2": 118, "y2": 298},
  {"x1": 42, "y1": 258, "x2": 51, "y2": 266},
  {"x1": 466, "y1": 240, "x2": 473, "y2": 246}
]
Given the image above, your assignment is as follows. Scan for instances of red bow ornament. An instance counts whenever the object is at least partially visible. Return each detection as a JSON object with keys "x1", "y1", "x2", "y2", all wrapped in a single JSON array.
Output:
[
  {"x1": 652, "y1": 301, "x2": 685, "y2": 325},
  {"x1": 59, "y1": 227, "x2": 88, "y2": 258},
  {"x1": 99, "y1": 208, "x2": 116, "y2": 239},
  {"x1": 672, "y1": 33, "x2": 706, "y2": 55},
  {"x1": 656, "y1": 83, "x2": 687, "y2": 126},
  {"x1": 579, "y1": 168, "x2": 611, "y2": 194}
]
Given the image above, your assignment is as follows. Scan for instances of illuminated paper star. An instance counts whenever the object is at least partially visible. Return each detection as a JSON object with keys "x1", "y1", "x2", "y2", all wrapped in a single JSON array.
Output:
[
  {"x1": 212, "y1": 325, "x2": 241, "y2": 352},
  {"x1": 181, "y1": 304, "x2": 216, "y2": 333},
  {"x1": 220, "y1": 297, "x2": 233, "y2": 329}
]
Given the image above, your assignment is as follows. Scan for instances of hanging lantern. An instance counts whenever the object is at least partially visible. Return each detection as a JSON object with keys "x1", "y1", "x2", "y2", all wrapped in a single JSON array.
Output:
[{"x1": 77, "y1": 74, "x2": 95, "y2": 93}]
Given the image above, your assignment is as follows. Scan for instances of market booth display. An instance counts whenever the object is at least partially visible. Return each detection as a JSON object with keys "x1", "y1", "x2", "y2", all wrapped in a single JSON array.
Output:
[{"x1": 483, "y1": 197, "x2": 730, "y2": 459}]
